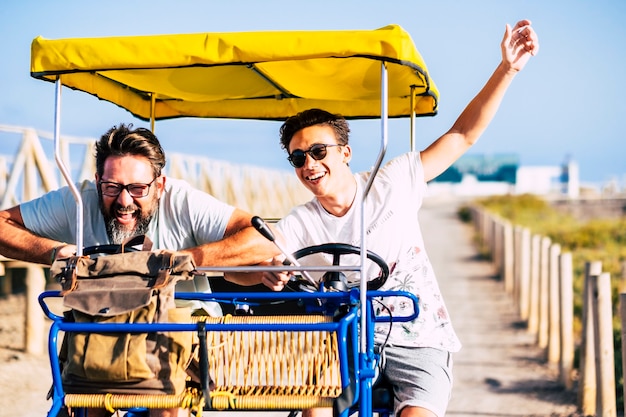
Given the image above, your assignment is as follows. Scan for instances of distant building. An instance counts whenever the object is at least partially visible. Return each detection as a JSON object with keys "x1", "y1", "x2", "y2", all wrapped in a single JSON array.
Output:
[
  {"x1": 432, "y1": 153, "x2": 519, "y2": 184},
  {"x1": 427, "y1": 153, "x2": 579, "y2": 197},
  {"x1": 515, "y1": 166, "x2": 561, "y2": 195}
]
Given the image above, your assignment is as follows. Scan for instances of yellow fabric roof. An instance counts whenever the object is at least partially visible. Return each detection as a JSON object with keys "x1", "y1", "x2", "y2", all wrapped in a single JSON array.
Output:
[{"x1": 30, "y1": 24, "x2": 438, "y2": 121}]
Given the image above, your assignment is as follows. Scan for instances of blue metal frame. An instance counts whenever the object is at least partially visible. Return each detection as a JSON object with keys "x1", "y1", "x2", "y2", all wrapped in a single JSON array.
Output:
[{"x1": 39, "y1": 289, "x2": 418, "y2": 417}]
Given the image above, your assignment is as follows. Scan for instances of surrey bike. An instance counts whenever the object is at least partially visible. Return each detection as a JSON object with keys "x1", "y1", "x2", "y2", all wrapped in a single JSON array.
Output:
[{"x1": 31, "y1": 24, "x2": 437, "y2": 416}]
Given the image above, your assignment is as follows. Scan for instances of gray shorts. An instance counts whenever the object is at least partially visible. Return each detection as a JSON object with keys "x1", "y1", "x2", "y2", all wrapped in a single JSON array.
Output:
[{"x1": 378, "y1": 345, "x2": 453, "y2": 417}]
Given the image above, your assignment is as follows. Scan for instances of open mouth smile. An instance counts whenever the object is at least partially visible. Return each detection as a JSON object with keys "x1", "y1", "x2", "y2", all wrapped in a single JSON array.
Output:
[{"x1": 306, "y1": 172, "x2": 326, "y2": 182}]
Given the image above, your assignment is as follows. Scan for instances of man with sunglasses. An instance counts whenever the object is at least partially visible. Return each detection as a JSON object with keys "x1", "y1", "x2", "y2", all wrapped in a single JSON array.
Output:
[
  {"x1": 0, "y1": 123, "x2": 278, "y2": 269},
  {"x1": 262, "y1": 20, "x2": 539, "y2": 417}
]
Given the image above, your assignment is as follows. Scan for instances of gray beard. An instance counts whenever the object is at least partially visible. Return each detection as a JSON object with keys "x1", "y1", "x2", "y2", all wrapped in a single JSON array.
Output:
[
  {"x1": 105, "y1": 215, "x2": 152, "y2": 245},
  {"x1": 98, "y1": 186, "x2": 158, "y2": 245}
]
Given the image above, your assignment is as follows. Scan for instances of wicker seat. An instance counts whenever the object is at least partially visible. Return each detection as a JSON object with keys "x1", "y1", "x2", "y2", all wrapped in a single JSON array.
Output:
[{"x1": 199, "y1": 315, "x2": 344, "y2": 411}]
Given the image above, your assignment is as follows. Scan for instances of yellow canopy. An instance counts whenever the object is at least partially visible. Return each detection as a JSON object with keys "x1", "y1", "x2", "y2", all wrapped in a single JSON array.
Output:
[{"x1": 30, "y1": 24, "x2": 438, "y2": 121}]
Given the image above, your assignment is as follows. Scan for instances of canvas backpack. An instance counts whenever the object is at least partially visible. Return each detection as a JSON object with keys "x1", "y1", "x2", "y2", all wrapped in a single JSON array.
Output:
[{"x1": 50, "y1": 241, "x2": 197, "y2": 395}]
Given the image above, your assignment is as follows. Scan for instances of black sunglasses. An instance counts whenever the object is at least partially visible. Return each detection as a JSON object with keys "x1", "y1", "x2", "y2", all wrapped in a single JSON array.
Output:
[{"x1": 287, "y1": 144, "x2": 341, "y2": 168}]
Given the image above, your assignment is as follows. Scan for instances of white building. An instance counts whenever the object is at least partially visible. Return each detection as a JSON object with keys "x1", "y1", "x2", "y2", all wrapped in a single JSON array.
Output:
[{"x1": 427, "y1": 154, "x2": 580, "y2": 198}]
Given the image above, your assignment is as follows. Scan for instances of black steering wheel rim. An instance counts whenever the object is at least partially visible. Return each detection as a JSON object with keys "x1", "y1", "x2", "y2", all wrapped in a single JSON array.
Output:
[
  {"x1": 292, "y1": 243, "x2": 389, "y2": 291},
  {"x1": 83, "y1": 244, "x2": 140, "y2": 256}
]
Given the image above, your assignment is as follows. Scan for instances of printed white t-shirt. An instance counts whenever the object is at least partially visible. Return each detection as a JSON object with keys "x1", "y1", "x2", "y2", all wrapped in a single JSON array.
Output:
[{"x1": 277, "y1": 152, "x2": 461, "y2": 351}]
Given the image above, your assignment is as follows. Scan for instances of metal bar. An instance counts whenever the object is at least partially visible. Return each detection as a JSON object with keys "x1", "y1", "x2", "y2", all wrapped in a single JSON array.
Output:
[
  {"x1": 150, "y1": 93, "x2": 156, "y2": 132},
  {"x1": 410, "y1": 85, "x2": 416, "y2": 151},
  {"x1": 358, "y1": 61, "x2": 388, "y2": 417},
  {"x1": 360, "y1": 62, "x2": 388, "y2": 349},
  {"x1": 54, "y1": 80, "x2": 83, "y2": 255},
  {"x1": 196, "y1": 264, "x2": 360, "y2": 274}
]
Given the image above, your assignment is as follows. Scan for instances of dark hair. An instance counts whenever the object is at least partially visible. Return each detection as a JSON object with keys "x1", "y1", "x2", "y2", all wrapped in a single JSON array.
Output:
[
  {"x1": 95, "y1": 124, "x2": 166, "y2": 177},
  {"x1": 279, "y1": 108, "x2": 350, "y2": 152}
]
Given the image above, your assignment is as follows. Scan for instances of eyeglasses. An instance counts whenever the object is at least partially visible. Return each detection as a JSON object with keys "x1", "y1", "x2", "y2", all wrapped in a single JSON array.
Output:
[
  {"x1": 287, "y1": 144, "x2": 341, "y2": 168},
  {"x1": 98, "y1": 178, "x2": 157, "y2": 198}
]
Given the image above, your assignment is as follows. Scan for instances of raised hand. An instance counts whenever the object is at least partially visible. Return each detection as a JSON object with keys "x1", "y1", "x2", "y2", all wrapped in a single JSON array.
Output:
[{"x1": 502, "y1": 19, "x2": 539, "y2": 72}]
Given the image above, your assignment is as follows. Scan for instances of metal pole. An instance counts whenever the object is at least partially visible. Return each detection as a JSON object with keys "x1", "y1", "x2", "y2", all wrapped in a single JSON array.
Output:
[
  {"x1": 150, "y1": 93, "x2": 156, "y2": 132},
  {"x1": 54, "y1": 80, "x2": 83, "y2": 255},
  {"x1": 410, "y1": 85, "x2": 416, "y2": 152},
  {"x1": 359, "y1": 61, "x2": 388, "y2": 417}
]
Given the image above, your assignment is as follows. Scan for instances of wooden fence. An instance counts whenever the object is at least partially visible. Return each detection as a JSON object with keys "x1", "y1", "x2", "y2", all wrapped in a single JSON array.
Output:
[
  {"x1": 471, "y1": 205, "x2": 622, "y2": 417},
  {"x1": 0, "y1": 124, "x2": 311, "y2": 355}
]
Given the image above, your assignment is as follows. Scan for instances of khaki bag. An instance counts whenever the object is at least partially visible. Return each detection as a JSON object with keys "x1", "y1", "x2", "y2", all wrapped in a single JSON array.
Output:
[{"x1": 50, "y1": 244, "x2": 197, "y2": 395}]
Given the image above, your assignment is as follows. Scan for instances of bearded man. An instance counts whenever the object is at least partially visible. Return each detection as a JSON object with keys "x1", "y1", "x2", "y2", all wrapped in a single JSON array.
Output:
[
  {"x1": 0, "y1": 123, "x2": 277, "y2": 270},
  {"x1": 0, "y1": 124, "x2": 280, "y2": 417}
]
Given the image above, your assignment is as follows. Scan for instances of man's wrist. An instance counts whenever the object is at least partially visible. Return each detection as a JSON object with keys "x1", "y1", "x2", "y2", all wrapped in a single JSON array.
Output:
[{"x1": 50, "y1": 243, "x2": 67, "y2": 264}]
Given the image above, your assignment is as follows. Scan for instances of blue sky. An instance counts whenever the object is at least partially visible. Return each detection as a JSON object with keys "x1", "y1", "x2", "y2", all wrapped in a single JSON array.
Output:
[{"x1": 1, "y1": 0, "x2": 624, "y2": 184}]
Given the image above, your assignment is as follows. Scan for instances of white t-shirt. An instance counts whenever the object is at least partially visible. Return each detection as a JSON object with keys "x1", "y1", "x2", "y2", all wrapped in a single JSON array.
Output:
[
  {"x1": 277, "y1": 152, "x2": 461, "y2": 351},
  {"x1": 20, "y1": 177, "x2": 235, "y2": 250}
]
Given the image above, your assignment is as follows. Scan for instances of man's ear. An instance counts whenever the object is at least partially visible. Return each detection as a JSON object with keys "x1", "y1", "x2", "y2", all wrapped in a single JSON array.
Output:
[
  {"x1": 156, "y1": 175, "x2": 166, "y2": 197},
  {"x1": 342, "y1": 145, "x2": 352, "y2": 164}
]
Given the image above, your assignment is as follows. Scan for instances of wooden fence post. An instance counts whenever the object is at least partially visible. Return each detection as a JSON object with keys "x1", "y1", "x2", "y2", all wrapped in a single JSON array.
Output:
[
  {"x1": 527, "y1": 234, "x2": 541, "y2": 336},
  {"x1": 0, "y1": 261, "x2": 10, "y2": 294},
  {"x1": 579, "y1": 261, "x2": 602, "y2": 414},
  {"x1": 591, "y1": 272, "x2": 616, "y2": 417},
  {"x1": 537, "y1": 236, "x2": 551, "y2": 350},
  {"x1": 513, "y1": 226, "x2": 522, "y2": 311},
  {"x1": 483, "y1": 212, "x2": 494, "y2": 258},
  {"x1": 24, "y1": 264, "x2": 46, "y2": 355},
  {"x1": 480, "y1": 208, "x2": 490, "y2": 252},
  {"x1": 559, "y1": 252, "x2": 574, "y2": 390},
  {"x1": 473, "y1": 206, "x2": 483, "y2": 247},
  {"x1": 493, "y1": 217, "x2": 503, "y2": 279},
  {"x1": 519, "y1": 228, "x2": 531, "y2": 321},
  {"x1": 469, "y1": 206, "x2": 479, "y2": 249},
  {"x1": 548, "y1": 243, "x2": 561, "y2": 364},
  {"x1": 620, "y1": 293, "x2": 626, "y2": 417},
  {"x1": 503, "y1": 221, "x2": 514, "y2": 293}
]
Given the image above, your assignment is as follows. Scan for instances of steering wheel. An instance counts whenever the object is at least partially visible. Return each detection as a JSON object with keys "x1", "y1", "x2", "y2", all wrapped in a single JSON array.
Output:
[
  {"x1": 83, "y1": 244, "x2": 140, "y2": 256},
  {"x1": 249, "y1": 217, "x2": 389, "y2": 292},
  {"x1": 82, "y1": 235, "x2": 149, "y2": 256},
  {"x1": 292, "y1": 243, "x2": 389, "y2": 291}
]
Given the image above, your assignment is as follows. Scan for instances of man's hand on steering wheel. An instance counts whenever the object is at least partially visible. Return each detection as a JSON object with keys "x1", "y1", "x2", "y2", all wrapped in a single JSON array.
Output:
[
  {"x1": 51, "y1": 243, "x2": 77, "y2": 263},
  {"x1": 260, "y1": 243, "x2": 390, "y2": 292},
  {"x1": 261, "y1": 255, "x2": 292, "y2": 291}
]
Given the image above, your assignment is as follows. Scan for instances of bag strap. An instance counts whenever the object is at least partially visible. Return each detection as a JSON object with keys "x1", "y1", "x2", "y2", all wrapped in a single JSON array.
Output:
[
  {"x1": 121, "y1": 235, "x2": 153, "y2": 252},
  {"x1": 58, "y1": 256, "x2": 81, "y2": 295},
  {"x1": 153, "y1": 251, "x2": 174, "y2": 289}
]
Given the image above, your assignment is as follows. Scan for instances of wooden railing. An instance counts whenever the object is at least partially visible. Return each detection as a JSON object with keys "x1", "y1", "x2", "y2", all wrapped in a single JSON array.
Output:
[{"x1": 470, "y1": 205, "x2": 620, "y2": 417}]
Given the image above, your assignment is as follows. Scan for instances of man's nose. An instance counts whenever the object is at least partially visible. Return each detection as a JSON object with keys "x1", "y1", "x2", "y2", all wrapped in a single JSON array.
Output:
[
  {"x1": 116, "y1": 188, "x2": 134, "y2": 205},
  {"x1": 302, "y1": 152, "x2": 316, "y2": 168}
]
